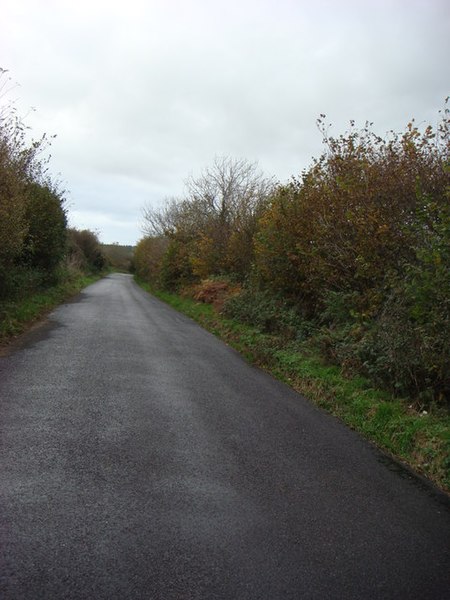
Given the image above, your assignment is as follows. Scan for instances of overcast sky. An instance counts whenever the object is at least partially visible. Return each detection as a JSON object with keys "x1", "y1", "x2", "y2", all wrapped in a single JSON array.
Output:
[{"x1": 2, "y1": 0, "x2": 449, "y2": 245}]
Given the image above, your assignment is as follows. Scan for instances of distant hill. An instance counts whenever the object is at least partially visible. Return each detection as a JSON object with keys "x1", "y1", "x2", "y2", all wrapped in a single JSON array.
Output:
[{"x1": 101, "y1": 244, "x2": 134, "y2": 272}]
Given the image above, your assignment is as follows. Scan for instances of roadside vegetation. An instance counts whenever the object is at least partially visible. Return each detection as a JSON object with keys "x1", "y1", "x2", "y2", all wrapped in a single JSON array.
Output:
[
  {"x1": 136, "y1": 280, "x2": 450, "y2": 491},
  {"x1": 0, "y1": 70, "x2": 107, "y2": 343},
  {"x1": 102, "y1": 243, "x2": 134, "y2": 272},
  {"x1": 135, "y1": 106, "x2": 450, "y2": 491}
]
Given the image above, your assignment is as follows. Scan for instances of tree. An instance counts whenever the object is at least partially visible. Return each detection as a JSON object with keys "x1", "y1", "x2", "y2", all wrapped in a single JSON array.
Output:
[
  {"x1": 142, "y1": 156, "x2": 274, "y2": 284},
  {"x1": 185, "y1": 156, "x2": 274, "y2": 277}
]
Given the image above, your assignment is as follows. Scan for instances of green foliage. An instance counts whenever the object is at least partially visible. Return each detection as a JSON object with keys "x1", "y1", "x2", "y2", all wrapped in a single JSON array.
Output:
[
  {"x1": 21, "y1": 182, "x2": 67, "y2": 277},
  {"x1": 0, "y1": 271, "x2": 101, "y2": 342},
  {"x1": 0, "y1": 70, "x2": 70, "y2": 299},
  {"x1": 309, "y1": 195, "x2": 450, "y2": 404},
  {"x1": 0, "y1": 132, "x2": 26, "y2": 276},
  {"x1": 360, "y1": 198, "x2": 450, "y2": 402},
  {"x1": 0, "y1": 102, "x2": 29, "y2": 294},
  {"x1": 159, "y1": 237, "x2": 195, "y2": 290},
  {"x1": 101, "y1": 243, "x2": 134, "y2": 272},
  {"x1": 223, "y1": 287, "x2": 312, "y2": 340},
  {"x1": 67, "y1": 229, "x2": 107, "y2": 273}
]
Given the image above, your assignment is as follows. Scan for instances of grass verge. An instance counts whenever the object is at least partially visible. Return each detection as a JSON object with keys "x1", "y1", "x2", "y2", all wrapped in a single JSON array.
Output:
[
  {"x1": 0, "y1": 273, "x2": 103, "y2": 344},
  {"x1": 136, "y1": 278, "x2": 450, "y2": 493}
]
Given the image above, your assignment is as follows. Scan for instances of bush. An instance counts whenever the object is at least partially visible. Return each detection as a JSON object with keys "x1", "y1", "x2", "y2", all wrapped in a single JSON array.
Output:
[
  {"x1": 223, "y1": 286, "x2": 313, "y2": 340},
  {"x1": 0, "y1": 70, "x2": 69, "y2": 299},
  {"x1": 21, "y1": 182, "x2": 67, "y2": 277},
  {"x1": 159, "y1": 237, "x2": 195, "y2": 291},
  {"x1": 67, "y1": 229, "x2": 106, "y2": 273},
  {"x1": 359, "y1": 199, "x2": 450, "y2": 404},
  {"x1": 135, "y1": 107, "x2": 450, "y2": 408},
  {"x1": 255, "y1": 114, "x2": 449, "y2": 319},
  {"x1": 102, "y1": 244, "x2": 134, "y2": 272},
  {"x1": 133, "y1": 236, "x2": 168, "y2": 283}
]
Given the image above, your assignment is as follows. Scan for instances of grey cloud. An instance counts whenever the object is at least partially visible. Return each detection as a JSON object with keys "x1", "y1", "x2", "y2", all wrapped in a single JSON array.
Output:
[{"x1": 2, "y1": 0, "x2": 449, "y2": 244}]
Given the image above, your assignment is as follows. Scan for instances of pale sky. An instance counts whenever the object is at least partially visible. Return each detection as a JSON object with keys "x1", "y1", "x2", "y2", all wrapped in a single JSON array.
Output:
[{"x1": 2, "y1": 0, "x2": 449, "y2": 245}]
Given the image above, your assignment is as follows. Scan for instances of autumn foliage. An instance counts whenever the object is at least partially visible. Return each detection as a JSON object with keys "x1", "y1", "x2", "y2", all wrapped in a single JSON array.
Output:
[
  {"x1": 136, "y1": 106, "x2": 449, "y2": 405},
  {"x1": 253, "y1": 113, "x2": 449, "y2": 402},
  {"x1": 256, "y1": 117, "x2": 448, "y2": 313}
]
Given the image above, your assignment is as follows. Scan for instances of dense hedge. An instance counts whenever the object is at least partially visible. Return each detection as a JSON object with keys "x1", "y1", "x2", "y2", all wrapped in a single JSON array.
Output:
[
  {"x1": 0, "y1": 73, "x2": 106, "y2": 304},
  {"x1": 136, "y1": 107, "x2": 449, "y2": 406}
]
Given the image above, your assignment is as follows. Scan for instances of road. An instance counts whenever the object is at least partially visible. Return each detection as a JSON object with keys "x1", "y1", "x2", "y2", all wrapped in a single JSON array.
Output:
[{"x1": 0, "y1": 273, "x2": 449, "y2": 599}]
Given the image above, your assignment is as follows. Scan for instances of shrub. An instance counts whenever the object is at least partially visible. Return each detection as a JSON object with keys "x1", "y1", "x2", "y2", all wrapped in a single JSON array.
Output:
[
  {"x1": 21, "y1": 182, "x2": 67, "y2": 278},
  {"x1": 255, "y1": 114, "x2": 449, "y2": 319},
  {"x1": 223, "y1": 286, "x2": 312, "y2": 340},
  {"x1": 133, "y1": 236, "x2": 168, "y2": 283},
  {"x1": 187, "y1": 278, "x2": 241, "y2": 310},
  {"x1": 359, "y1": 198, "x2": 450, "y2": 404},
  {"x1": 0, "y1": 73, "x2": 68, "y2": 298},
  {"x1": 67, "y1": 229, "x2": 106, "y2": 273},
  {"x1": 159, "y1": 237, "x2": 195, "y2": 291}
]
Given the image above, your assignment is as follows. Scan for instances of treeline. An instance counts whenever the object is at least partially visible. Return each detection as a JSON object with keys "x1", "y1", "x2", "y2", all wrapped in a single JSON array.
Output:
[
  {"x1": 101, "y1": 244, "x2": 134, "y2": 272},
  {"x1": 135, "y1": 108, "x2": 449, "y2": 406},
  {"x1": 0, "y1": 71, "x2": 106, "y2": 305}
]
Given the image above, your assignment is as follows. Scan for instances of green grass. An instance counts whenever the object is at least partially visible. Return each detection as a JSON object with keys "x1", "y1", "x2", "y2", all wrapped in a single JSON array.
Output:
[
  {"x1": 136, "y1": 278, "x2": 450, "y2": 492},
  {"x1": 0, "y1": 272, "x2": 103, "y2": 343}
]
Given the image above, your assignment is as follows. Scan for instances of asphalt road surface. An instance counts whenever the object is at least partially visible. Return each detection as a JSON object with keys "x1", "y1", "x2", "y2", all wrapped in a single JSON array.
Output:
[{"x1": 1, "y1": 273, "x2": 449, "y2": 600}]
